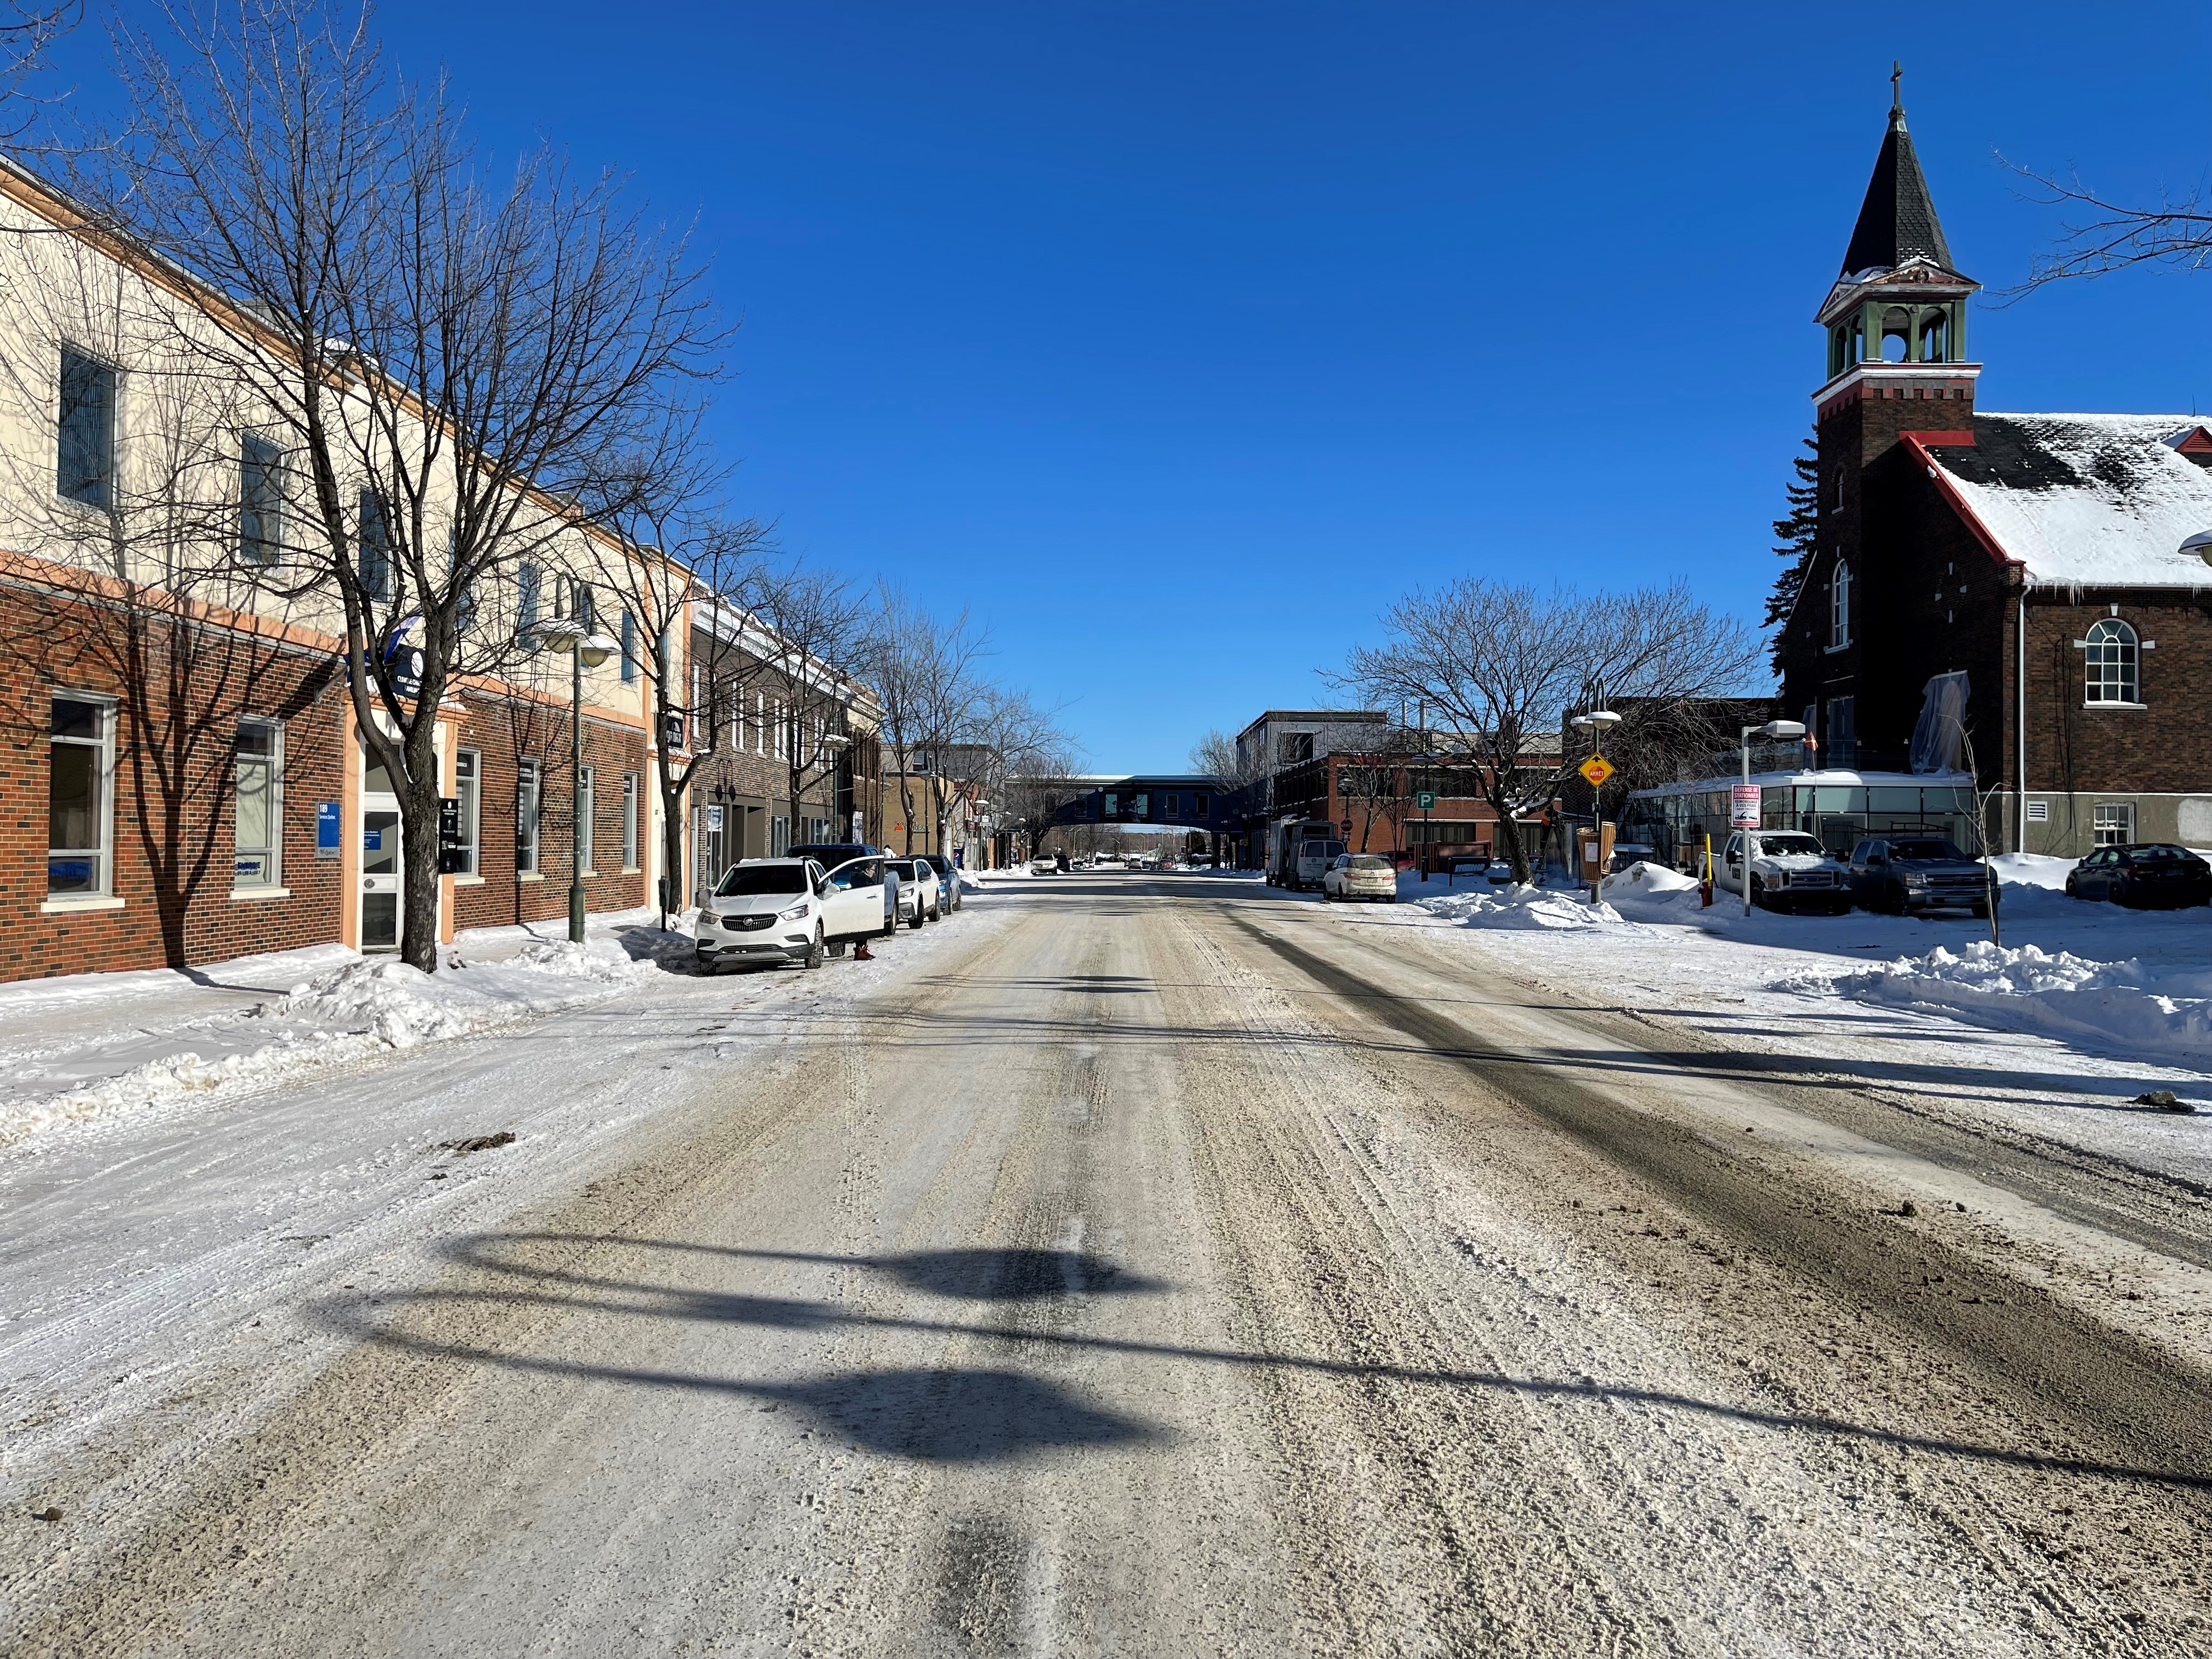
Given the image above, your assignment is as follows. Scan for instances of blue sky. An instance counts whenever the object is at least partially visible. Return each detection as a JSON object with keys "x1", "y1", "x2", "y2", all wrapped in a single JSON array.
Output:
[{"x1": 79, "y1": 5, "x2": 2212, "y2": 770}]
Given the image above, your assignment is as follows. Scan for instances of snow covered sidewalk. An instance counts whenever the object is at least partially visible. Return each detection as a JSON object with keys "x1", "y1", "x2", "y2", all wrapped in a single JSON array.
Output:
[
  {"x1": 1312, "y1": 856, "x2": 2212, "y2": 1191},
  {"x1": 0, "y1": 911, "x2": 695, "y2": 1149}
]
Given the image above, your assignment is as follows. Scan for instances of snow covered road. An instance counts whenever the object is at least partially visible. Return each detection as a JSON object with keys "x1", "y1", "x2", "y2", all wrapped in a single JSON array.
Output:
[{"x1": 5, "y1": 871, "x2": 2210, "y2": 1655}]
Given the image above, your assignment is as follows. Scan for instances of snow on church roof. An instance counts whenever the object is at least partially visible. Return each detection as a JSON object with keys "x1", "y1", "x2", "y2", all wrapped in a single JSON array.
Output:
[{"x1": 1923, "y1": 414, "x2": 2212, "y2": 589}]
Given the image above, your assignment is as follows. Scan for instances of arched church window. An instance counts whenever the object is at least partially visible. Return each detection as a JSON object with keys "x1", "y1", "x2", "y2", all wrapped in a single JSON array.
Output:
[
  {"x1": 1880, "y1": 308, "x2": 1910, "y2": 363},
  {"x1": 2084, "y1": 618, "x2": 2140, "y2": 704},
  {"x1": 1918, "y1": 308, "x2": 1948, "y2": 363},
  {"x1": 1829, "y1": 558, "x2": 1852, "y2": 648}
]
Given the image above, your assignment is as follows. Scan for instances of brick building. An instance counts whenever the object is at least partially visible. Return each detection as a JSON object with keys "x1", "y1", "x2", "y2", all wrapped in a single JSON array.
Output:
[
  {"x1": 1775, "y1": 86, "x2": 2212, "y2": 856},
  {"x1": 0, "y1": 153, "x2": 871, "y2": 981}
]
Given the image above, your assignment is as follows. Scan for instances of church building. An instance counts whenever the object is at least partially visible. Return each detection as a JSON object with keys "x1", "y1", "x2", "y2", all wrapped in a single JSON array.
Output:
[{"x1": 1776, "y1": 82, "x2": 2212, "y2": 856}]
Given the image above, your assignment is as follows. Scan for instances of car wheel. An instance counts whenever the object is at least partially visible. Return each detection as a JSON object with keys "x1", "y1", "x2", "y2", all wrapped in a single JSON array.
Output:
[
  {"x1": 1750, "y1": 876, "x2": 1768, "y2": 910},
  {"x1": 804, "y1": 928, "x2": 825, "y2": 970}
]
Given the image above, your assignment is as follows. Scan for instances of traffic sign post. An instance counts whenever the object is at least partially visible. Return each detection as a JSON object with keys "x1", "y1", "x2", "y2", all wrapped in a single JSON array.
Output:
[
  {"x1": 1415, "y1": 791, "x2": 1435, "y2": 879},
  {"x1": 1578, "y1": 753, "x2": 1614, "y2": 788}
]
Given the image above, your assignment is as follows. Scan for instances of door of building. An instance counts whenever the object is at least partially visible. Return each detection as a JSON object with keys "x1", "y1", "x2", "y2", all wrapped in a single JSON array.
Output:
[{"x1": 360, "y1": 799, "x2": 402, "y2": 951}]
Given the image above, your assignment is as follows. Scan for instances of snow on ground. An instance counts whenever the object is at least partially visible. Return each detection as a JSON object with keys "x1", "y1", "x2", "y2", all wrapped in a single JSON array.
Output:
[
  {"x1": 0, "y1": 890, "x2": 1014, "y2": 1500},
  {"x1": 1316, "y1": 857, "x2": 2212, "y2": 1189},
  {"x1": 0, "y1": 910, "x2": 693, "y2": 1148}
]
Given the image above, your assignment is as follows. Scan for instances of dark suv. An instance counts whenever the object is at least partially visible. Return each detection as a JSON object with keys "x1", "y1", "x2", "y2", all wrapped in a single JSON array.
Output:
[
  {"x1": 1846, "y1": 837, "x2": 1997, "y2": 917},
  {"x1": 2066, "y1": 843, "x2": 2212, "y2": 910}
]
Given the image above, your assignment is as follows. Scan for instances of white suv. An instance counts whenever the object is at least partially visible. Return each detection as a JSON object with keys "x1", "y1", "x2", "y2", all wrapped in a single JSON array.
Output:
[
  {"x1": 885, "y1": 857, "x2": 940, "y2": 927},
  {"x1": 696, "y1": 855, "x2": 897, "y2": 972},
  {"x1": 695, "y1": 859, "x2": 828, "y2": 972}
]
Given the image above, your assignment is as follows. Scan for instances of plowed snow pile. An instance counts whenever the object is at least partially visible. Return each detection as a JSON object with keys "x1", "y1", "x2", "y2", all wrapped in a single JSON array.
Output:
[
  {"x1": 1416, "y1": 881, "x2": 1638, "y2": 931},
  {"x1": 1786, "y1": 941, "x2": 2212, "y2": 1064}
]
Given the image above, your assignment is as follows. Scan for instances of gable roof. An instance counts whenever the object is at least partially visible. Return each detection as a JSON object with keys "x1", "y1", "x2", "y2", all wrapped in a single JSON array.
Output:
[
  {"x1": 1918, "y1": 415, "x2": 2212, "y2": 588},
  {"x1": 1841, "y1": 104, "x2": 1959, "y2": 279}
]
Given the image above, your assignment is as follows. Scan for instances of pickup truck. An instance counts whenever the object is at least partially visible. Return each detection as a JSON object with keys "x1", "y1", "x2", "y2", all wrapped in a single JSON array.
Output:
[
  {"x1": 1846, "y1": 837, "x2": 1996, "y2": 917},
  {"x1": 1716, "y1": 830, "x2": 1853, "y2": 915}
]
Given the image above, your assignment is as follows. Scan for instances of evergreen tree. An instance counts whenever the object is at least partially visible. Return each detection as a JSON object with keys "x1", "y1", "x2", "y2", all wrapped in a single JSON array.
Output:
[{"x1": 1765, "y1": 433, "x2": 1818, "y2": 677}]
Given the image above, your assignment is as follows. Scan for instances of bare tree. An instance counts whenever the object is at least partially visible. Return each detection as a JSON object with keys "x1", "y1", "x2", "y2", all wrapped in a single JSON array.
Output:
[
  {"x1": 2005, "y1": 159, "x2": 2212, "y2": 294},
  {"x1": 1338, "y1": 723, "x2": 1420, "y2": 853},
  {"x1": 578, "y1": 412, "x2": 771, "y2": 923},
  {"x1": 867, "y1": 586, "x2": 1008, "y2": 855},
  {"x1": 70, "y1": 1, "x2": 725, "y2": 968},
  {"x1": 0, "y1": 223, "x2": 334, "y2": 963},
  {"x1": 0, "y1": 2, "x2": 76, "y2": 143},
  {"x1": 745, "y1": 560, "x2": 867, "y2": 845},
  {"x1": 1339, "y1": 580, "x2": 1757, "y2": 883}
]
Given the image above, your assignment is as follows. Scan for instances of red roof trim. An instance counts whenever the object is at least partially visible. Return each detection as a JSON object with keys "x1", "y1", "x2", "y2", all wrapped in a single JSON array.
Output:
[
  {"x1": 1902, "y1": 430, "x2": 2019, "y2": 570},
  {"x1": 2176, "y1": 426, "x2": 2212, "y2": 454}
]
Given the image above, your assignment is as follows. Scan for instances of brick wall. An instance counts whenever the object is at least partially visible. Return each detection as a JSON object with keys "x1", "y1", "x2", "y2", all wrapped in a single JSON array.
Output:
[
  {"x1": 3, "y1": 583, "x2": 347, "y2": 980},
  {"x1": 449, "y1": 690, "x2": 651, "y2": 932}
]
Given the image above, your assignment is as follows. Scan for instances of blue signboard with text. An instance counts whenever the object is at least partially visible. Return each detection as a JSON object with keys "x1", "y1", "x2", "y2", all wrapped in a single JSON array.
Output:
[{"x1": 316, "y1": 801, "x2": 342, "y2": 860}]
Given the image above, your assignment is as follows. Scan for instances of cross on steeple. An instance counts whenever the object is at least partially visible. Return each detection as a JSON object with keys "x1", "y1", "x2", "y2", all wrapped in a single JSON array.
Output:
[{"x1": 1891, "y1": 60, "x2": 1902, "y2": 112}]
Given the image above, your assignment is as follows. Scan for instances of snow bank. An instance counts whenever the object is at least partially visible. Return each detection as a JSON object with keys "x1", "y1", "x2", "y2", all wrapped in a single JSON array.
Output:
[
  {"x1": 1791, "y1": 940, "x2": 2212, "y2": 1065},
  {"x1": 1414, "y1": 881, "x2": 1636, "y2": 932},
  {"x1": 0, "y1": 945, "x2": 651, "y2": 1148},
  {"x1": 1600, "y1": 861, "x2": 1707, "y2": 922}
]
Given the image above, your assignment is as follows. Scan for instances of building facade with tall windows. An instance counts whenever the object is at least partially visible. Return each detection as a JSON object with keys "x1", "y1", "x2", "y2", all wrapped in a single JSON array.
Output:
[
  {"x1": 1774, "y1": 85, "x2": 2212, "y2": 856},
  {"x1": 0, "y1": 153, "x2": 834, "y2": 981}
]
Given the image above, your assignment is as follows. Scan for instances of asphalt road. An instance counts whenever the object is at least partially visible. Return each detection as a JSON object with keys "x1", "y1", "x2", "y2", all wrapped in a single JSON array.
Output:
[{"x1": 13, "y1": 872, "x2": 2212, "y2": 1657}]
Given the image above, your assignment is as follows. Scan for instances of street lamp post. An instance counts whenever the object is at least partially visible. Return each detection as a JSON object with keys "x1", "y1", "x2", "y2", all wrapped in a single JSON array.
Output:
[
  {"x1": 1570, "y1": 707, "x2": 1622, "y2": 900},
  {"x1": 536, "y1": 619, "x2": 618, "y2": 944},
  {"x1": 1738, "y1": 719, "x2": 1808, "y2": 917}
]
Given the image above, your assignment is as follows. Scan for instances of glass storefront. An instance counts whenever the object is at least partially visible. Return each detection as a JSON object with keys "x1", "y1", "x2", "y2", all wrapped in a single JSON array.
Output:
[{"x1": 1621, "y1": 774, "x2": 1977, "y2": 865}]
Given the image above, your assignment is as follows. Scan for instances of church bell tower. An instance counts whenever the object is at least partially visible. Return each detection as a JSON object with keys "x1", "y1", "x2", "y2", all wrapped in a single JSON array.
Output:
[{"x1": 1813, "y1": 66, "x2": 1980, "y2": 454}]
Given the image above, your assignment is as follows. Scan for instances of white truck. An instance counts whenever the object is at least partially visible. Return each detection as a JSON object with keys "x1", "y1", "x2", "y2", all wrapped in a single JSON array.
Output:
[
  {"x1": 1267, "y1": 817, "x2": 1342, "y2": 891},
  {"x1": 1715, "y1": 830, "x2": 1854, "y2": 915}
]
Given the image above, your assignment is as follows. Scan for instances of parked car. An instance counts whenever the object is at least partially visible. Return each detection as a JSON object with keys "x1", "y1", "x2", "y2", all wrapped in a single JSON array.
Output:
[
  {"x1": 2065, "y1": 843, "x2": 2212, "y2": 910},
  {"x1": 885, "y1": 857, "x2": 940, "y2": 926},
  {"x1": 1323, "y1": 852, "x2": 1398, "y2": 903},
  {"x1": 1716, "y1": 830, "x2": 1853, "y2": 914},
  {"x1": 787, "y1": 843, "x2": 898, "y2": 938},
  {"x1": 1029, "y1": 854, "x2": 1058, "y2": 876},
  {"x1": 815, "y1": 854, "x2": 898, "y2": 947},
  {"x1": 694, "y1": 858, "x2": 829, "y2": 972},
  {"x1": 1846, "y1": 837, "x2": 1996, "y2": 916},
  {"x1": 920, "y1": 852, "x2": 963, "y2": 912}
]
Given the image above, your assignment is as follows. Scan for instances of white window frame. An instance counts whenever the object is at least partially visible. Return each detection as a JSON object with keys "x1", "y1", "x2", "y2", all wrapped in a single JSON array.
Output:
[
  {"x1": 233, "y1": 718, "x2": 284, "y2": 890},
  {"x1": 517, "y1": 759, "x2": 541, "y2": 874},
  {"x1": 454, "y1": 747, "x2": 482, "y2": 876},
  {"x1": 622, "y1": 771, "x2": 639, "y2": 870},
  {"x1": 578, "y1": 765, "x2": 596, "y2": 876},
  {"x1": 2083, "y1": 618, "x2": 2141, "y2": 706},
  {"x1": 2092, "y1": 803, "x2": 2135, "y2": 848},
  {"x1": 770, "y1": 814, "x2": 790, "y2": 857},
  {"x1": 1828, "y1": 557, "x2": 1852, "y2": 649},
  {"x1": 48, "y1": 691, "x2": 116, "y2": 901}
]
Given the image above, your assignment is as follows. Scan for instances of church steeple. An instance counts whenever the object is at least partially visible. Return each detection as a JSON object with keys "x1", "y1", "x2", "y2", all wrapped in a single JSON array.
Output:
[
  {"x1": 1815, "y1": 67, "x2": 1979, "y2": 389},
  {"x1": 1838, "y1": 65, "x2": 1960, "y2": 279}
]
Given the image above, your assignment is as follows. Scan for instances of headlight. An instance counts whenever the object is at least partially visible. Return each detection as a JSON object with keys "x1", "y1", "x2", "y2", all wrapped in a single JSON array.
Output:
[
  {"x1": 1774, "y1": 871, "x2": 1788, "y2": 886},
  {"x1": 1902, "y1": 873, "x2": 1928, "y2": 887},
  {"x1": 779, "y1": 901, "x2": 810, "y2": 920}
]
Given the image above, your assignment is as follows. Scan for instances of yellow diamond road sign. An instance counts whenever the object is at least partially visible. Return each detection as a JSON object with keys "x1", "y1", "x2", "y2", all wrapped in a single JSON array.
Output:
[{"x1": 1578, "y1": 753, "x2": 1615, "y2": 787}]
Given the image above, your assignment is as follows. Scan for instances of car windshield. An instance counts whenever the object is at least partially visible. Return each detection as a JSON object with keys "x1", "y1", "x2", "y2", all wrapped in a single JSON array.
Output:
[
  {"x1": 1889, "y1": 840, "x2": 1967, "y2": 861},
  {"x1": 2127, "y1": 844, "x2": 2194, "y2": 864},
  {"x1": 1755, "y1": 834, "x2": 1824, "y2": 857},
  {"x1": 714, "y1": 864, "x2": 807, "y2": 897},
  {"x1": 1348, "y1": 855, "x2": 1392, "y2": 871}
]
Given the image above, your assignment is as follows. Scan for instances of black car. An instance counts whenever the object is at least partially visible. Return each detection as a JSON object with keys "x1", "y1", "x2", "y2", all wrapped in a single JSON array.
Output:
[
  {"x1": 920, "y1": 852, "x2": 963, "y2": 912},
  {"x1": 787, "y1": 842, "x2": 879, "y2": 870},
  {"x1": 2065, "y1": 843, "x2": 2212, "y2": 910},
  {"x1": 1846, "y1": 837, "x2": 1996, "y2": 917}
]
